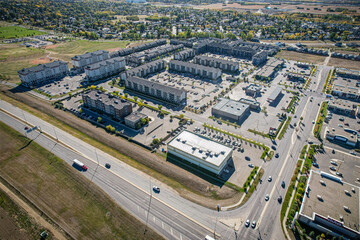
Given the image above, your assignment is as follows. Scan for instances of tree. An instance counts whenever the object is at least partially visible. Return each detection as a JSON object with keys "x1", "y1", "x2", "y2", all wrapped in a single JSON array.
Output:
[
  {"x1": 97, "y1": 117, "x2": 102, "y2": 123},
  {"x1": 134, "y1": 96, "x2": 138, "y2": 103},
  {"x1": 158, "y1": 105, "x2": 163, "y2": 111},
  {"x1": 140, "y1": 118, "x2": 147, "y2": 125},
  {"x1": 179, "y1": 114, "x2": 184, "y2": 119},
  {"x1": 124, "y1": 93, "x2": 128, "y2": 99},
  {"x1": 78, "y1": 108, "x2": 83, "y2": 114}
]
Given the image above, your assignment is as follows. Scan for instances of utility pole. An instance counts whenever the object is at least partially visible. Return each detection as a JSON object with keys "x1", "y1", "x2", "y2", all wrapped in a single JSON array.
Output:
[{"x1": 144, "y1": 179, "x2": 153, "y2": 239}]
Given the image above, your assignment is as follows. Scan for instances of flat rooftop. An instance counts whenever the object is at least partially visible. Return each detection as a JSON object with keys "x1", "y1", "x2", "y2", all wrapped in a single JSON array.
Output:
[
  {"x1": 167, "y1": 130, "x2": 232, "y2": 167},
  {"x1": 213, "y1": 98, "x2": 250, "y2": 117},
  {"x1": 300, "y1": 171, "x2": 359, "y2": 233}
]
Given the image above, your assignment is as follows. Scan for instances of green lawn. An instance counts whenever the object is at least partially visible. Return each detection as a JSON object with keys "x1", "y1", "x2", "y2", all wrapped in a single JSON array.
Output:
[
  {"x1": 0, "y1": 26, "x2": 45, "y2": 39},
  {"x1": 50, "y1": 40, "x2": 131, "y2": 55}
]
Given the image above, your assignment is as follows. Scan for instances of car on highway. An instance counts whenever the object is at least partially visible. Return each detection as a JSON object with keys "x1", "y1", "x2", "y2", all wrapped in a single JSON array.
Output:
[
  {"x1": 281, "y1": 181, "x2": 285, "y2": 188},
  {"x1": 268, "y1": 176, "x2": 272, "y2": 182},
  {"x1": 265, "y1": 194, "x2": 269, "y2": 201},
  {"x1": 251, "y1": 220, "x2": 256, "y2": 228},
  {"x1": 24, "y1": 126, "x2": 29, "y2": 130},
  {"x1": 330, "y1": 161, "x2": 337, "y2": 166},
  {"x1": 105, "y1": 163, "x2": 111, "y2": 169},
  {"x1": 245, "y1": 219, "x2": 250, "y2": 227},
  {"x1": 350, "y1": 151, "x2": 357, "y2": 156},
  {"x1": 278, "y1": 196, "x2": 282, "y2": 203},
  {"x1": 330, "y1": 166, "x2": 336, "y2": 171},
  {"x1": 312, "y1": 120, "x2": 315, "y2": 124},
  {"x1": 248, "y1": 164, "x2": 254, "y2": 168},
  {"x1": 153, "y1": 186, "x2": 160, "y2": 193},
  {"x1": 275, "y1": 153, "x2": 279, "y2": 158}
]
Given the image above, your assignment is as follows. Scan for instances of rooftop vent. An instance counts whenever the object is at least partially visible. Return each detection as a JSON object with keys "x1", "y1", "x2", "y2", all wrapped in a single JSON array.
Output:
[
  {"x1": 199, "y1": 149, "x2": 203, "y2": 153},
  {"x1": 176, "y1": 138, "x2": 181, "y2": 142},
  {"x1": 182, "y1": 140, "x2": 187, "y2": 144},
  {"x1": 221, "y1": 151, "x2": 225, "y2": 155}
]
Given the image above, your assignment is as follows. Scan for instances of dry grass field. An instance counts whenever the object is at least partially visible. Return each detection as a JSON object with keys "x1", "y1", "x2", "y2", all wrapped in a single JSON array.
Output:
[
  {"x1": 328, "y1": 58, "x2": 360, "y2": 70},
  {"x1": 276, "y1": 50, "x2": 327, "y2": 64},
  {"x1": 0, "y1": 121, "x2": 163, "y2": 240}
]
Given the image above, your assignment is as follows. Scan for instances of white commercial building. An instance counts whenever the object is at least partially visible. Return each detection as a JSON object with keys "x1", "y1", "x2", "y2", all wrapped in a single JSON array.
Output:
[
  {"x1": 167, "y1": 130, "x2": 233, "y2": 175},
  {"x1": 18, "y1": 60, "x2": 69, "y2": 87},
  {"x1": 71, "y1": 50, "x2": 110, "y2": 69},
  {"x1": 85, "y1": 57, "x2": 126, "y2": 81}
]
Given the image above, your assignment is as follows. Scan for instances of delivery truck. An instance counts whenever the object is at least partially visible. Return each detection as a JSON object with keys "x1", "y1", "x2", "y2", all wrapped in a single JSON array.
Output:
[{"x1": 73, "y1": 159, "x2": 88, "y2": 171}]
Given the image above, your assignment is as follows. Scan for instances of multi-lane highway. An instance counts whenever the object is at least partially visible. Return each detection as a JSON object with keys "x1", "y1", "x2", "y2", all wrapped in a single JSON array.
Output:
[{"x1": 0, "y1": 65, "x2": 331, "y2": 239}]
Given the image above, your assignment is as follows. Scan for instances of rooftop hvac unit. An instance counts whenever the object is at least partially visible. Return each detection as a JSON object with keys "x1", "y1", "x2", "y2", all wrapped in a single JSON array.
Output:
[
  {"x1": 177, "y1": 138, "x2": 181, "y2": 141},
  {"x1": 202, "y1": 156, "x2": 206, "y2": 159},
  {"x1": 192, "y1": 146, "x2": 196, "y2": 150},
  {"x1": 182, "y1": 140, "x2": 186, "y2": 144},
  {"x1": 339, "y1": 215, "x2": 344, "y2": 221},
  {"x1": 199, "y1": 149, "x2": 203, "y2": 153},
  {"x1": 221, "y1": 151, "x2": 225, "y2": 155}
]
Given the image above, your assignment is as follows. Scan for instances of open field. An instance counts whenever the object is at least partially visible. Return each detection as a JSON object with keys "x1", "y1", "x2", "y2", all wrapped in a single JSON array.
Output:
[
  {"x1": 48, "y1": 40, "x2": 130, "y2": 55},
  {"x1": 0, "y1": 44, "x2": 46, "y2": 83},
  {"x1": 275, "y1": 50, "x2": 326, "y2": 64},
  {"x1": 0, "y1": 189, "x2": 47, "y2": 240},
  {"x1": 0, "y1": 120, "x2": 163, "y2": 240},
  {"x1": 0, "y1": 26, "x2": 45, "y2": 40},
  {"x1": 0, "y1": 86, "x2": 242, "y2": 208},
  {"x1": 194, "y1": 3, "x2": 359, "y2": 15},
  {"x1": 327, "y1": 57, "x2": 360, "y2": 70}
]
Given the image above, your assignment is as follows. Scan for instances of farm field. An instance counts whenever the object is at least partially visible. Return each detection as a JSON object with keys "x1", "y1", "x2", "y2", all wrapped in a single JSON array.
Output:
[
  {"x1": 0, "y1": 121, "x2": 163, "y2": 240},
  {"x1": 327, "y1": 57, "x2": 360, "y2": 70},
  {"x1": 0, "y1": 26, "x2": 45, "y2": 39},
  {"x1": 275, "y1": 50, "x2": 327, "y2": 64}
]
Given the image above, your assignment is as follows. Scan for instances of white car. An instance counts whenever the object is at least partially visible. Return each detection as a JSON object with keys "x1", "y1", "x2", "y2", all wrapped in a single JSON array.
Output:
[
  {"x1": 245, "y1": 219, "x2": 250, "y2": 227},
  {"x1": 153, "y1": 186, "x2": 160, "y2": 192},
  {"x1": 268, "y1": 176, "x2": 272, "y2": 182},
  {"x1": 251, "y1": 220, "x2": 256, "y2": 228},
  {"x1": 330, "y1": 166, "x2": 336, "y2": 171}
]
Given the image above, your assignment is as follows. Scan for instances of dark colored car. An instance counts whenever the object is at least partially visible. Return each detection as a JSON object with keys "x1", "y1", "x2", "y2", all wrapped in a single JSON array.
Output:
[{"x1": 105, "y1": 163, "x2": 111, "y2": 169}]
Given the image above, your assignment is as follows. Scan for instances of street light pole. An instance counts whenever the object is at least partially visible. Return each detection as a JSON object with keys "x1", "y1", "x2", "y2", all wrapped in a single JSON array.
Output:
[
  {"x1": 53, "y1": 127, "x2": 58, "y2": 141},
  {"x1": 144, "y1": 179, "x2": 153, "y2": 239}
]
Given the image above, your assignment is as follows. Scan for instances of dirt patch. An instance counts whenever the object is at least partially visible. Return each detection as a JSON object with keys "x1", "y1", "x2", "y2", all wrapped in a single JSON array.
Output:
[
  {"x1": 45, "y1": 44, "x2": 60, "y2": 50},
  {"x1": 30, "y1": 57, "x2": 51, "y2": 65},
  {"x1": 0, "y1": 86, "x2": 242, "y2": 208},
  {"x1": 0, "y1": 207, "x2": 30, "y2": 240},
  {"x1": 327, "y1": 57, "x2": 360, "y2": 71}
]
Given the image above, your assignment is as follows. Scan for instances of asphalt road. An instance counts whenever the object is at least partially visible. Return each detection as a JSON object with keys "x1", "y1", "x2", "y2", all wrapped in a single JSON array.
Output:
[{"x1": 0, "y1": 64, "x2": 332, "y2": 240}]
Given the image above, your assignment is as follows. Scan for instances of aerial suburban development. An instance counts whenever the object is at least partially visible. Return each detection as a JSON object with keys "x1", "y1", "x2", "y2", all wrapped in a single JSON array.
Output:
[{"x1": 0, "y1": 0, "x2": 360, "y2": 239}]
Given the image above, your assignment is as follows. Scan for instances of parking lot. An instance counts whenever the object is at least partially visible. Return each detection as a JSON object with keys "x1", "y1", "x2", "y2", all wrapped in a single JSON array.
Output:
[
  {"x1": 312, "y1": 148, "x2": 360, "y2": 185},
  {"x1": 37, "y1": 73, "x2": 85, "y2": 97}
]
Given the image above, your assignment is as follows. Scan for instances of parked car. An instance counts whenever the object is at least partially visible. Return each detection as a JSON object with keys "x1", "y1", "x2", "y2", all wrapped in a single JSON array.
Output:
[
  {"x1": 248, "y1": 164, "x2": 254, "y2": 168},
  {"x1": 278, "y1": 196, "x2": 282, "y2": 203},
  {"x1": 330, "y1": 161, "x2": 337, "y2": 166},
  {"x1": 245, "y1": 219, "x2": 250, "y2": 227},
  {"x1": 275, "y1": 153, "x2": 279, "y2": 158},
  {"x1": 268, "y1": 176, "x2": 272, "y2": 182},
  {"x1": 330, "y1": 166, "x2": 336, "y2": 171},
  {"x1": 105, "y1": 163, "x2": 111, "y2": 169},
  {"x1": 281, "y1": 181, "x2": 285, "y2": 188}
]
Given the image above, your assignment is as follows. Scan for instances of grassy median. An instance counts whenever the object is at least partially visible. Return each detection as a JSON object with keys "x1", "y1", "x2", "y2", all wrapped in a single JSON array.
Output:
[{"x1": 0, "y1": 121, "x2": 163, "y2": 240}]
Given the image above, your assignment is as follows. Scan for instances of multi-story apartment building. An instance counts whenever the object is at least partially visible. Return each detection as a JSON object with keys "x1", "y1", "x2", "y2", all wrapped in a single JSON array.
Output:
[
  {"x1": 82, "y1": 90, "x2": 132, "y2": 120},
  {"x1": 125, "y1": 76, "x2": 187, "y2": 104},
  {"x1": 252, "y1": 51, "x2": 268, "y2": 66},
  {"x1": 126, "y1": 59, "x2": 166, "y2": 79},
  {"x1": 168, "y1": 60, "x2": 221, "y2": 81},
  {"x1": 71, "y1": 50, "x2": 110, "y2": 69},
  {"x1": 84, "y1": 57, "x2": 126, "y2": 81},
  {"x1": 18, "y1": 60, "x2": 69, "y2": 87},
  {"x1": 174, "y1": 49, "x2": 196, "y2": 61},
  {"x1": 193, "y1": 55, "x2": 239, "y2": 72}
]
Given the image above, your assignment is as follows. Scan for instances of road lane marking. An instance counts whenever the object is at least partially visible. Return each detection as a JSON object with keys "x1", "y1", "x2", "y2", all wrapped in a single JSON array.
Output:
[{"x1": 0, "y1": 105, "x2": 220, "y2": 238}]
